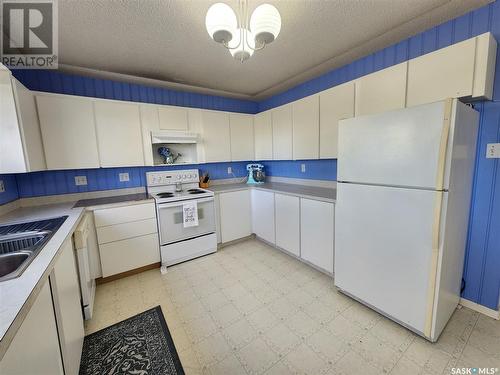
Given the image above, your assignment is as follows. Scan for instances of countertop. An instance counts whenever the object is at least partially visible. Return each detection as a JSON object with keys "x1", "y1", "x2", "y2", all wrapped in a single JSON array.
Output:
[
  {"x1": 209, "y1": 182, "x2": 336, "y2": 203},
  {"x1": 73, "y1": 192, "x2": 153, "y2": 209},
  {"x1": 0, "y1": 203, "x2": 85, "y2": 358},
  {"x1": 0, "y1": 192, "x2": 156, "y2": 357}
]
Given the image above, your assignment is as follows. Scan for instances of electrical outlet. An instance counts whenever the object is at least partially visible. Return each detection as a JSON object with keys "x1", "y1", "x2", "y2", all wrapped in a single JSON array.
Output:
[
  {"x1": 227, "y1": 167, "x2": 232, "y2": 174},
  {"x1": 0, "y1": 180, "x2": 4, "y2": 193},
  {"x1": 74, "y1": 176, "x2": 87, "y2": 186},
  {"x1": 486, "y1": 143, "x2": 500, "y2": 158},
  {"x1": 119, "y1": 172, "x2": 130, "y2": 182},
  {"x1": 301, "y1": 164, "x2": 306, "y2": 173}
]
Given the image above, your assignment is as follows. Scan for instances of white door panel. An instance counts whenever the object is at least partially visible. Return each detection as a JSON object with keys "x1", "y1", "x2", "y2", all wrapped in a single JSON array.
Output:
[
  {"x1": 338, "y1": 101, "x2": 448, "y2": 189},
  {"x1": 334, "y1": 183, "x2": 441, "y2": 334}
]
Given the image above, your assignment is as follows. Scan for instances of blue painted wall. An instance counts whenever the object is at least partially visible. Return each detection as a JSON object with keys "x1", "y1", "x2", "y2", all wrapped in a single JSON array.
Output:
[
  {"x1": 0, "y1": 175, "x2": 19, "y2": 205},
  {"x1": 11, "y1": 70, "x2": 259, "y2": 114},
  {"x1": 12, "y1": 162, "x2": 249, "y2": 198},
  {"x1": 259, "y1": 159, "x2": 337, "y2": 181},
  {"x1": 0, "y1": 1, "x2": 498, "y2": 310}
]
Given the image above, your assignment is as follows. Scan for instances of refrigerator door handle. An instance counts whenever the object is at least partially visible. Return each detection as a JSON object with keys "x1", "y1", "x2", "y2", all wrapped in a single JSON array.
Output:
[
  {"x1": 423, "y1": 190, "x2": 445, "y2": 338},
  {"x1": 435, "y1": 99, "x2": 453, "y2": 191}
]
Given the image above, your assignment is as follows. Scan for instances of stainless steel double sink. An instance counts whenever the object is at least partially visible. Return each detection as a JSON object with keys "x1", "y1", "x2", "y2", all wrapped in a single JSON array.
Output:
[{"x1": 0, "y1": 216, "x2": 67, "y2": 282}]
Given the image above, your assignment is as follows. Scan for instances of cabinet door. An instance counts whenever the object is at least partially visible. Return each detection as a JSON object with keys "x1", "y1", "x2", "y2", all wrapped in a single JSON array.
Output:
[
  {"x1": 0, "y1": 71, "x2": 26, "y2": 173},
  {"x1": 300, "y1": 198, "x2": 334, "y2": 273},
  {"x1": 254, "y1": 111, "x2": 273, "y2": 160},
  {"x1": 140, "y1": 105, "x2": 160, "y2": 166},
  {"x1": 271, "y1": 104, "x2": 292, "y2": 160},
  {"x1": 188, "y1": 108, "x2": 206, "y2": 163},
  {"x1": 230, "y1": 113, "x2": 254, "y2": 161},
  {"x1": 0, "y1": 281, "x2": 64, "y2": 375},
  {"x1": 219, "y1": 190, "x2": 252, "y2": 243},
  {"x1": 202, "y1": 110, "x2": 231, "y2": 162},
  {"x1": 215, "y1": 194, "x2": 222, "y2": 243},
  {"x1": 251, "y1": 189, "x2": 275, "y2": 244},
  {"x1": 272, "y1": 104, "x2": 293, "y2": 160},
  {"x1": 275, "y1": 193, "x2": 300, "y2": 256},
  {"x1": 355, "y1": 62, "x2": 407, "y2": 116},
  {"x1": 37, "y1": 95, "x2": 100, "y2": 169},
  {"x1": 12, "y1": 79, "x2": 46, "y2": 171},
  {"x1": 158, "y1": 105, "x2": 189, "y2": 130},
  {"x1": 94, "y1": 101, "x2": 144, "y2": 167},
  {"x1": 319, "y1": 82, "x2": 354, "y2": 159},
  {"x1": 50, "y1": 238, "x2": 85, "y2": 375},
  {"x1": 99, "y1": 233, "x2": 160, "y2": 277},
  {"x1": 293, "y1": 95, "x2": 320, "y2": 159},
  {"x1": 407, "y1": 38, "x2": 476, "y2": 107}
]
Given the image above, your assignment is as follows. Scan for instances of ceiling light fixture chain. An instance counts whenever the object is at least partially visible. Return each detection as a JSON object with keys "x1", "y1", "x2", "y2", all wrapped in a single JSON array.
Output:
[{"x1": 205, "y1": 1, "x2": 281, "y2": 62}]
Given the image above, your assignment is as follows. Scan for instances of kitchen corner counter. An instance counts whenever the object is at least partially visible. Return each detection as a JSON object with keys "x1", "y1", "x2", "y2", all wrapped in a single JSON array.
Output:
[
  {"x1": 0, "y1": 203, "x2": 85, "y2": 359},
  {"x1": 73, "y1": 192, "x2": 153, "y2": 210},
  {"x1": 209, "y1": 182, "x2": 336, "y2": 203}
]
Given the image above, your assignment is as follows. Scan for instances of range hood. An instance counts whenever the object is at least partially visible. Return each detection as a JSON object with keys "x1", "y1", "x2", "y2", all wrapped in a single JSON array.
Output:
[{"x1": 151, "y1": 131, "x2": 199, "y2": 144}]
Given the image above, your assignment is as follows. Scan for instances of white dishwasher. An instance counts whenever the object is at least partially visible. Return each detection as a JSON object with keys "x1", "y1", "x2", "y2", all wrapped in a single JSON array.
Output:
[{"x1": 74, "y1": 213, "x2": 96, "y2": 320}]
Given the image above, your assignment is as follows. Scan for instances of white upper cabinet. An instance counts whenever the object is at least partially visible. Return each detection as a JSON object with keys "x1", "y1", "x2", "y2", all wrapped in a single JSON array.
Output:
[
  {"x1": 12, "y1": 79, "x2": 46, "y2": 172},
  {"x1": 37, "y1": 94, "x2": 100, "y2": 170},
  {"x1": 272, "y1": 104, "x2": 293, "y2": 160},
  {"x1": 293, "y1": 95, "x2": 320, "y2": 159},
  {"x1": 188, "y1": 108, "x2": 206, "y2": 163},
  {"x1": 158, "y1": 105, "x2": 189, "y2": 130},
  {"x1": 94, "y1": 101, "x2": 144, "y2": 167},
  {"x1": 230, "y1": 113, "x2": 254, "y2": 161},
  {"x1": 355, "y1": 62, "x2": 407, "y2": 116},
  {"x1": 407, "y1": 33, "x2": 497, "y2": 106},
  {"x1": 254, "y1": 110, "x2": 273, "y2": 160},
  {"x1": 139, "y1": 104, "x2": 160, "y2": 166},
  {"x1": 319, "y1": 82, "x2": 355, "y2": 159},
  {"x1": 0, "y1": 73, "x2": 46, "y2": 173},
  {"x1": 201, "y1": 110, "x2": 231, "y2": 163},
  {"x1": 472, "y1": 32, "x2": 497, "y2": 99}
]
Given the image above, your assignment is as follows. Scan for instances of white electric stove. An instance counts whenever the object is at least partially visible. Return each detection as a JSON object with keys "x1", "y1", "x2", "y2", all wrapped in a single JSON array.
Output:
[{"x1": 146, "y1": 169, "x2": 217, "y2": 270}]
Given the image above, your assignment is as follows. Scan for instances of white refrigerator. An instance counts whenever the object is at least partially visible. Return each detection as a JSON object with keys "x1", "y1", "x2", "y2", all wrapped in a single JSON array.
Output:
[{"x1": 334, "y1": 99, "x2": 478, "y2": 341}]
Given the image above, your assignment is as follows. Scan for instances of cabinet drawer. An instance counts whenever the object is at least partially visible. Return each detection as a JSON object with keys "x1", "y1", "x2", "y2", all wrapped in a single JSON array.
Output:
[
  {"x1": 96, "y1": 218, "x2": 157, "y2": 244},
  {"x1": 94, "y1": 202, "x2": 155, "y2": 227},
  {"x1": 99, "y1": 233, "x2": 160, "y2": 277}
]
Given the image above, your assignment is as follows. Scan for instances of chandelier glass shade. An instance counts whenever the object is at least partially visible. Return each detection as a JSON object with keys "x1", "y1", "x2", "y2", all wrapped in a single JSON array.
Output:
[{"x1": 205, "y1": 1, "x2": 281, "y2": 62}]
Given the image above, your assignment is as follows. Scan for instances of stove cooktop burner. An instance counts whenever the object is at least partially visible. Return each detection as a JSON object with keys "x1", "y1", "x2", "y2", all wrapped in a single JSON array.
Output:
[
  {"x1": 157, "y1": 192, "x2": 174, "y2": 198},
  {"x1": 187, "y1": 189, "x2": 205, "y2": 194}
]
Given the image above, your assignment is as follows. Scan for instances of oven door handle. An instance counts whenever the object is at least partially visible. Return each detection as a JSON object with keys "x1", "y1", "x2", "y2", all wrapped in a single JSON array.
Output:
[{"x1": 157, "y1": 197, "x2": 214, "y2": 209}]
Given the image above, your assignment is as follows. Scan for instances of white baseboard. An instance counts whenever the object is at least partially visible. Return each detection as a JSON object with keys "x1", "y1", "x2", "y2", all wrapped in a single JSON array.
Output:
[{"x1": 459, "y1": 297, "x2": 500, "y2": 320}]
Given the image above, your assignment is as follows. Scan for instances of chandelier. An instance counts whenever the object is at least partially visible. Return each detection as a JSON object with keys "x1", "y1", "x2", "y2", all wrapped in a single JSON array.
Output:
[{"x1": 205, "y1": 1, "x2": 281, "y2": 62}]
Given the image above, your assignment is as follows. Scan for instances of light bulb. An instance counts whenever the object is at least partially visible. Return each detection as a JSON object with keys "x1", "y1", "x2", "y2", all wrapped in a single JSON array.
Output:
[
  {"x1": 250, "y1": 4, "x2": 281, "y2": 45},
  {"x1": 205, "y1": 2, "x2": 237, "y2": 43},
  {"x1": 228, "y1": 28, "x2": 255, "y2": 62}
]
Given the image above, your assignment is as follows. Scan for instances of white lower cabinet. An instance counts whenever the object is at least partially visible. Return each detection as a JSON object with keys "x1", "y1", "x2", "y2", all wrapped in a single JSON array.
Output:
[
  {"x1": 219, "y1": 190, "x2": 252, "y2": 243},
  {"x1": 99, "y1": 234, "x2": 160, "y2": 277},
  {"x1": 251, "y1": 189, "x2": 275, "y2": 244},
  {"x1": 300, "y1": 198, "x2": 335, "y2": 273},
  {"x1": 215, "y1": 194, "x2": 222, "y2": 243},
  {"x1": 94, "y1": 202, "x2": 160, "y2": 277},
  {"x1": 0, "y1": 281, "x2": 64, "y2": 375},
  {"x1": 275, "y1": 193, "x2": 300, "y2": 257},
  {"x1": 50, "y1": 238, "x2": 85, "y2": 375}
]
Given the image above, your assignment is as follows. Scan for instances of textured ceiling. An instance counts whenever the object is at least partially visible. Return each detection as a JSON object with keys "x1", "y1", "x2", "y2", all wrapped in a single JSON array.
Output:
[{"x1": 58, "y1": 0, "x2": 491, "y2": 100}]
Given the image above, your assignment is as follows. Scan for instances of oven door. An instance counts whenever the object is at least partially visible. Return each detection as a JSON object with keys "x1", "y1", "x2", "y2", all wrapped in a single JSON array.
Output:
[{"x1": 157, "y1": 197, "x2": 216, "y2": 245}]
